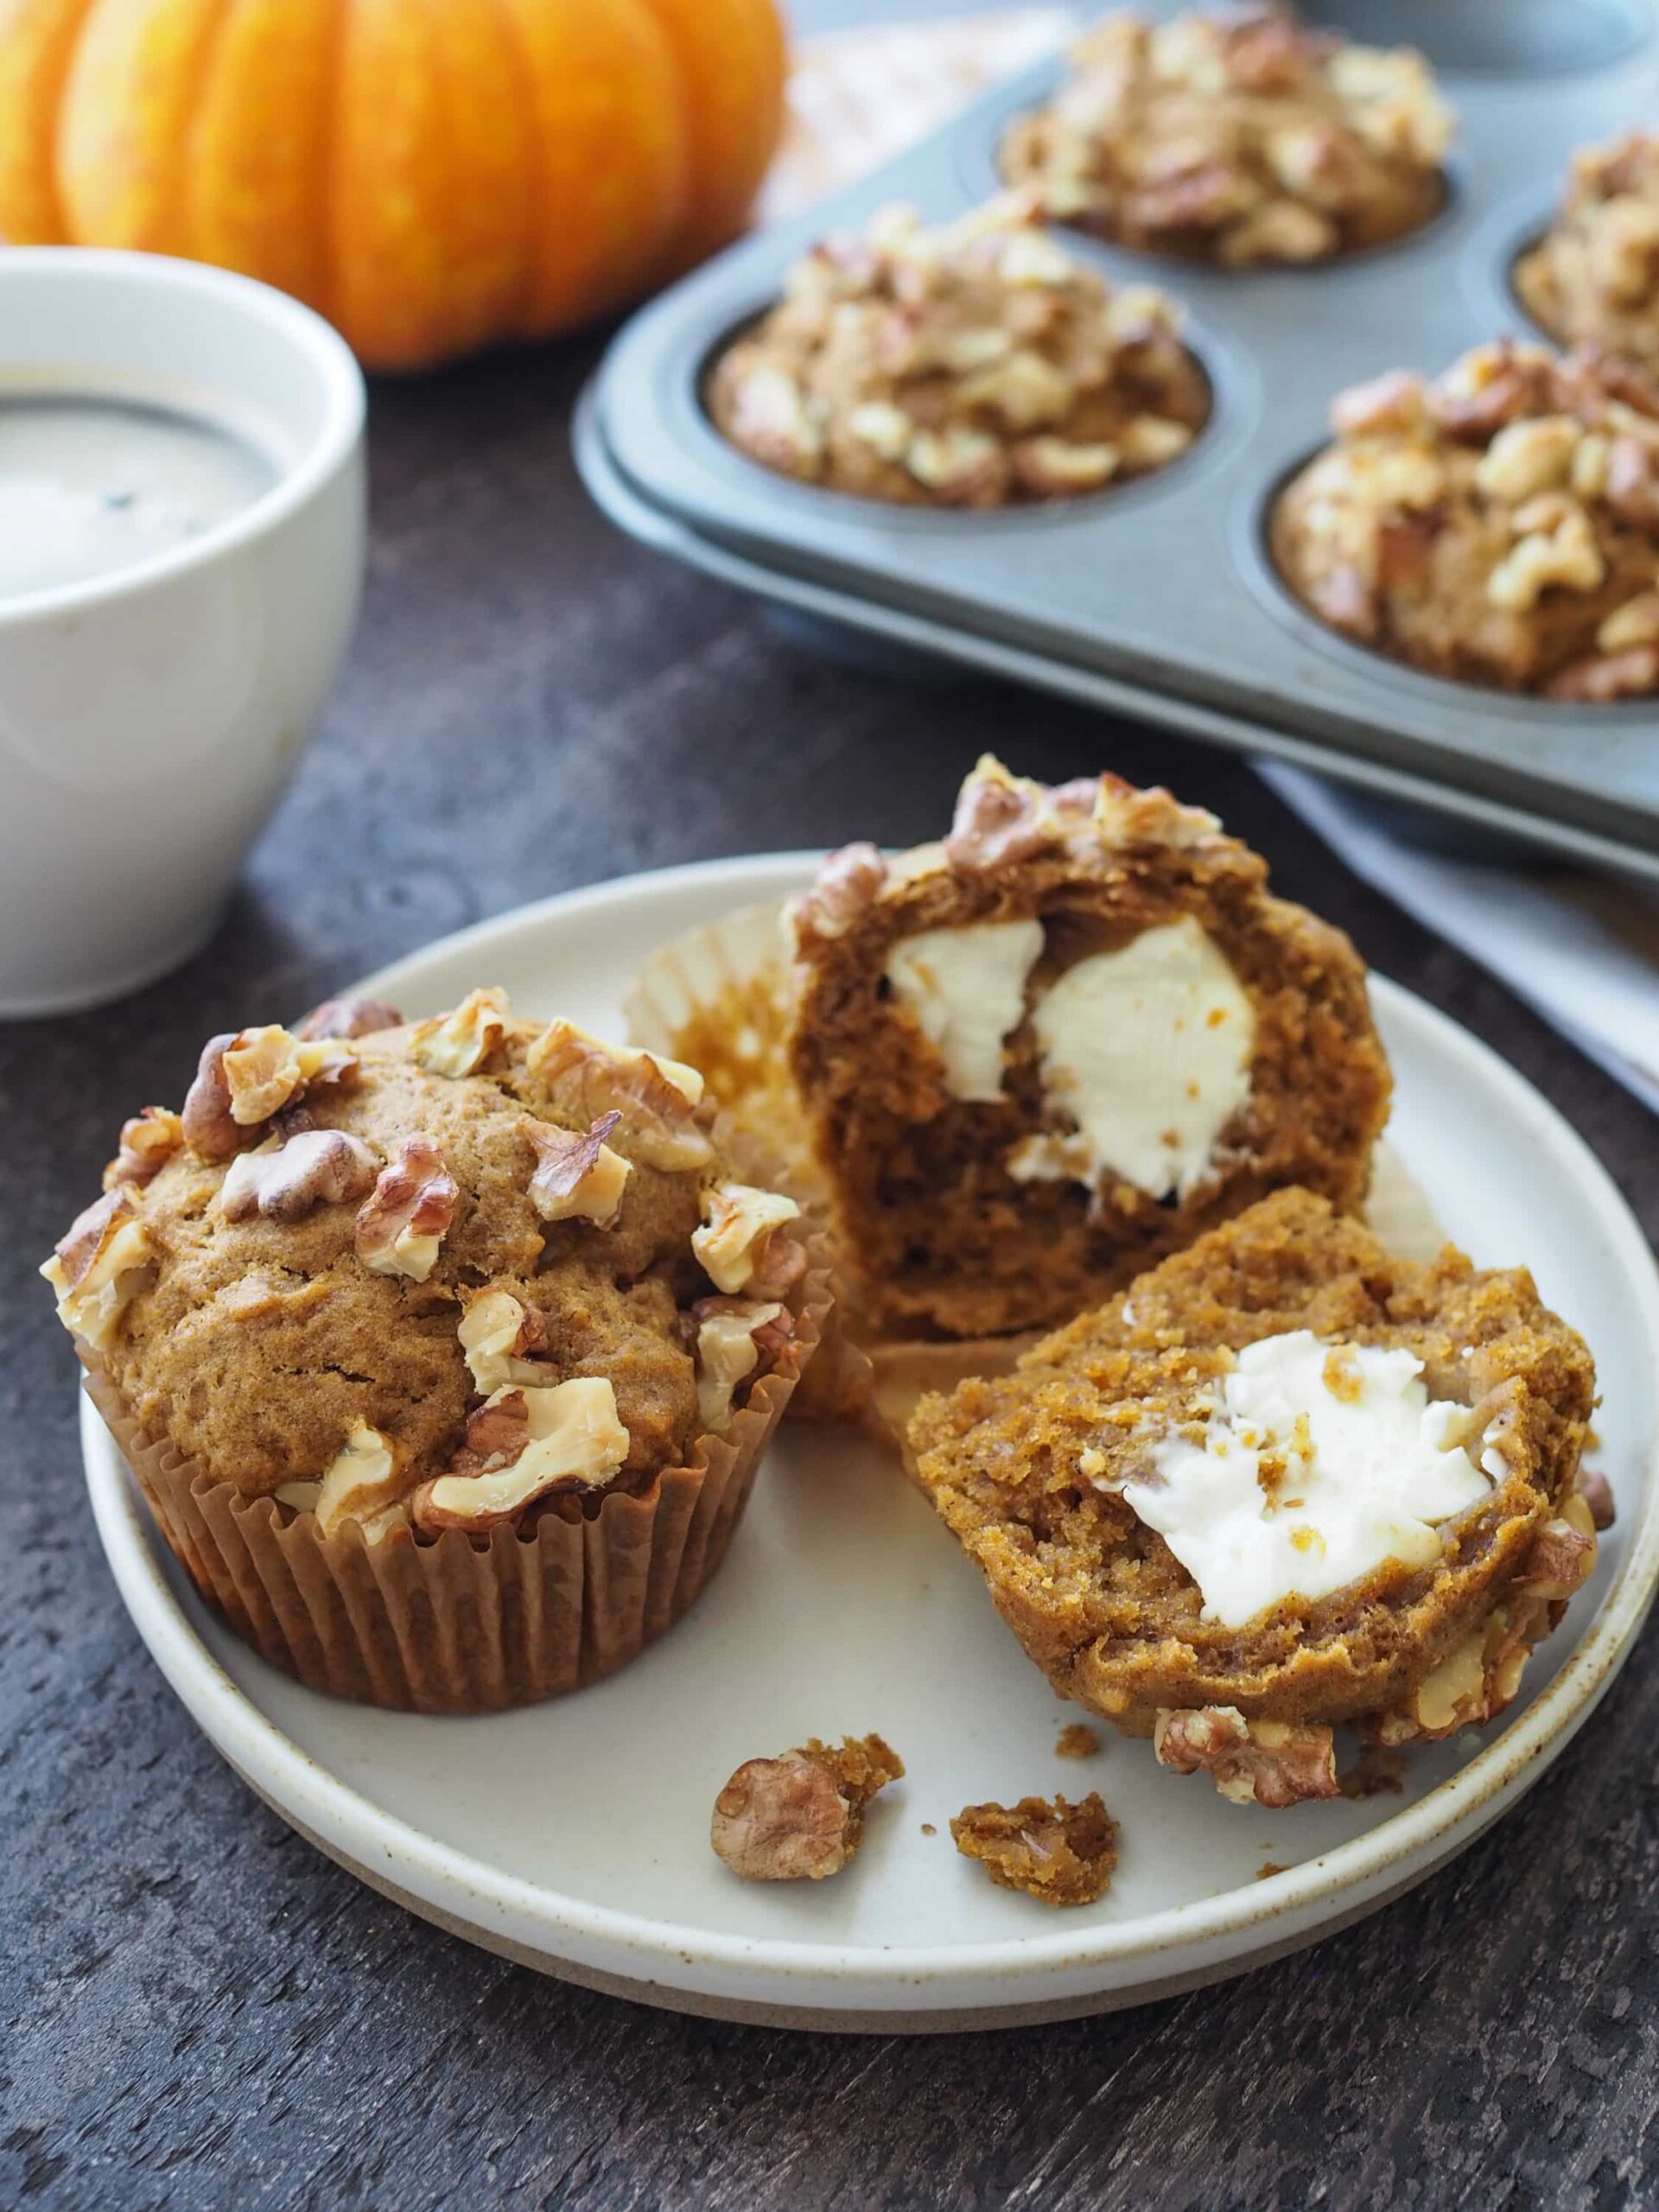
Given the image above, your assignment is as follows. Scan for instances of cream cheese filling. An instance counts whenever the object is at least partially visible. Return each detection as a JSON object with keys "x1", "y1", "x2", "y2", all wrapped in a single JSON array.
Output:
[
  {"x1": 884, "y1": 918, "x2": 1044, "y2": 1102},
  {"x1": 1111, "y1": 1330, "x2": 1494, "y2": 1627}
]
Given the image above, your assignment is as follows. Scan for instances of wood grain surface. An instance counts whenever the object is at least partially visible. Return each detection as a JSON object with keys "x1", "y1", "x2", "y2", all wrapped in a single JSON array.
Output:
[{"x1": 6, "y1": 213, "x2": 1659, "y2": 2212}]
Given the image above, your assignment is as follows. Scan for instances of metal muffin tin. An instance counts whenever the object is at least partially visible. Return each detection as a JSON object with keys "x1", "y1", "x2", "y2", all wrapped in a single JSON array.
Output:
[{"x1": 579, "y1": 0, "x2": 1659, "y2": 879}]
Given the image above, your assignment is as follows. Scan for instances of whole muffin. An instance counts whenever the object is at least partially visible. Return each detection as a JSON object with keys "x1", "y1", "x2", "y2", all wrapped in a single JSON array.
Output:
[
  {"x1": 1000, "y1": 4, "x2": 1452, "y2": 267},
  {"x1": 706, "y1": 194, "x2": 1209, "y2": 506},
  {"x1": 1272, "y1": 340, "x2": 1659, "y2": 701},
  {"x1": 911, "y1": 1191, "x2": 1603, "y2": 1806},
  {"x1": 1516, "y1": 134, "x2": 1659, "y2": 369},
  {"x1": 46, "y1": 989, "x2": 827, "y2": 1710}
]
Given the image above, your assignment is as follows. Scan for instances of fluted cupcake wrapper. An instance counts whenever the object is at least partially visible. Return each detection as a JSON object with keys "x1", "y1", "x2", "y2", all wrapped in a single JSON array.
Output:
[{"x1": 80, "y1": 1130, "x2": 833, "y2": 1715}]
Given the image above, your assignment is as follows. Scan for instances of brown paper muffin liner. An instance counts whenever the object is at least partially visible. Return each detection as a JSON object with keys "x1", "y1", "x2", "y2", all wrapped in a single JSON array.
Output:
[
  {"x1": 625, "y1": 899, "x2": 1445, "y2": 1458},
  {"x1": 81, "y1": 1130, "x2": 833, "y2": 1715}
]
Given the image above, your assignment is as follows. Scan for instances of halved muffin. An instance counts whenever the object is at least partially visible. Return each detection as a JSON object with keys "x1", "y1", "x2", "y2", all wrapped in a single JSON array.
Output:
[{"x1": 911, "y1": 1190, "x2": 1600, "y2": 1803}]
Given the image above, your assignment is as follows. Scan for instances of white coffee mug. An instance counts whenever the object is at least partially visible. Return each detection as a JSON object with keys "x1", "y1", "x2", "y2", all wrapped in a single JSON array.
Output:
[{"x1": 0, "y1": 249, "x2": 366, "y2": 1015}]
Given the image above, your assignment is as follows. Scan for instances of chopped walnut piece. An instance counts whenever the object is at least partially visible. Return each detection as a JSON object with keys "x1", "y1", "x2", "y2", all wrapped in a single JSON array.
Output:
[
  {"x1": 527, "y1": 1020, "x2": 712, "y2": 1173},
  {"x1": 411, "y1": 1376, "x2": 629, "y2": 1534},
  {"x1": 692, "y1": 1297, "x2": 793, "y2": 1431},
  {"x1": 102, "y1": 1107, "x2": 185, "y2": 1191},
  {"x1": 353, "y1": 1136, "x2": 458, "y2": 1282},
  {"x1": 408, "y1": 987, "x2": 511, "y2": 1079},
  {"x1": 310, "y1": 1423, "x2": 409, "y2": 1540},
  {"x1": 525, "y1": 1110, "x2": 632, "y2": 1226},
  {"x1": 1580, "y1": 1467, "x2": 1617, "y2": 1531},
  {"x1": 791, "y1": 842, "x2": 889, "y2": 940},
  {"x1": 1153, "y1": 1706, "x2": 1338, "y2": 1808},
  {"x1": 220, "y1": 1129, "x2": 381, "y2": 1224},
  {"x1": 182, "y1": 1026, "x2": 357, "y2": 1158},
  {"x1": 1546, "y1": 645, "x2": 1659, "y2": 702},
  {"x1": 946, "y1": 755, "x2": 1062, "y2": 871},
  {"x1": 222, "y1": 1025, "x2": 311, "y2": 1126},
  {"x1": 181, "y1": 1033, "x2": 242, "y2": 1160},
  {"x1": 456, "y1": 1287, "x2": 552, "y2": 1395},
  {"x1": 950, "y1": 1793, "x2": 1118, "y2": 1905},
  {"x1": 1055, "y1": 1723, "x2": 1103, "y2": 1759},
  {"x1": 692, "y1": 1182, "x2": 804, "y2": 1295},
  {"x1": 41, "y1": 1188, "x2": 155, "y2": 1352},
  {"x1": 295, "y1": 995, "x2": 404, "y2": 1042},
  {"x1": 711, "y1": 1734, "x2": 905, "y2": 1882},
  {"x1": 1516, "y1": 1492, "x2": 1599, "y2": 1602}
]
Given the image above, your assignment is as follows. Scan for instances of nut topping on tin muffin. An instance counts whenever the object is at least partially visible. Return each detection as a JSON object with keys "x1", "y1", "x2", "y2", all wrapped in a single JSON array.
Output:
[
  {"x1": 1272, "y1": 340, "x2": 1659, "y2": 699},
  {"x1": 707, "y1": 194, "x2": 1209, "y2": 506},
  {"x1": 911, "y1": 1190, "x2": 1599, "y2": 1802},
  {"x1": 1001, "y1": 4, "x2": 1452, "y2": 266},
  {"x1": 1516, "y1": 134, "x2": 1659, "y2": 371},
  {"x1": 778, "y1": 757, "x2": 1389, "y2": 1344},
  {"x1": 45, "y1": 992, "x2": 814, "y2": 1552}
]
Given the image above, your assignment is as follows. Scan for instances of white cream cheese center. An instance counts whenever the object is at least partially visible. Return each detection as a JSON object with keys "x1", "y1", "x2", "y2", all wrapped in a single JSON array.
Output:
[
  {"x1": 884, "y1": 918, "x2": 1044, "y2": 1102},
  {"x1": 1116, "y1": 1330, "x2": 1493, "y2": 1627},
  {"x1": 1014, "y1": 916, "x2": 1255, "y2": 1201}
]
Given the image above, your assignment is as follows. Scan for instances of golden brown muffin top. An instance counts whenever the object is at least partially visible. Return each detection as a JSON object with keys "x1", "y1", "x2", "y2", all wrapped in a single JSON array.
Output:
[
  {"x1": 707, "y1": 194, "x2": 1209, "y2": 505},
  {"x1": 1517, "y1": 133, "x2": 1659, "y2": 371},
  {"x1": 1001, "y1": 4, "x2": 1452, "y2": 266},
  {"x1": 44, "y1": 991, "x2": 810, "y2": 1541}
]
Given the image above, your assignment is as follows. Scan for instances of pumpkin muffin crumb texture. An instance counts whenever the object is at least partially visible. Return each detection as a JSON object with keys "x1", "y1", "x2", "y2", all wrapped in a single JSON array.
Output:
[
  {"x1": 1001, "y1": 4, "x2": 1451, "y2": 267},
  {"x1": 951, "y1": 1793, "x2": 1119, "y2": 1905},
  {"x1": 1055, "y1": 1722, "x2": 1103, "y2": 1758},
  {"x1": 911, "y1": 1188, "x2": 1599, "y2": 1802},
  {"x1": 711, "y1": 1734, "x2": 905, "y2": 1881},
  {"x1": 708, "y1": 194, "x2": 1209, "y2": 507}
]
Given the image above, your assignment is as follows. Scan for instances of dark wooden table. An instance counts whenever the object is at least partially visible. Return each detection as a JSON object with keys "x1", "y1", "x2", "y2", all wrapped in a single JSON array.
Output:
[{"x1": 8, "y1": 232, "x2": 1659, "y2": 2212}]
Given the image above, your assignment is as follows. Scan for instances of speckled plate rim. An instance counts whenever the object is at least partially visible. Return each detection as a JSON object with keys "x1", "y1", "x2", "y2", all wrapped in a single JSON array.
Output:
[{"x1": 82, "y1": 855, "x2": 1659, "y2": 2024}]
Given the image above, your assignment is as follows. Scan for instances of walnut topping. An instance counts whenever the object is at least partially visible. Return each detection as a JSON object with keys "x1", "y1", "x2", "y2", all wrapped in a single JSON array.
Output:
[
  {"x1": 692, "y1": 1297, "x2": 793, "y2": 1431},
  {"x1": 711, "y1": 1734, "x2": 904, "y2": 1882},
  {"x1": 1579, "y1": 1466, "x2": 1617, "y2": 1531},
  {"x1": 41, "y1": 1189, "x2": 155, "y2": 1352},
  {"x1": 182, "y1": 1027, "x2": 358, "y2": 1159},
  {"x1": 353, "y1": 1136, "x2": 458, "y2": 1282},
  {"x1": 102, "y1": 1106, "x2": 185, "y2": 1191},
  {"x1": 946, "y1": 755, "x2": 1065, "y2": 871},
  {"x1": 1516, "y1": 1491, "x2": 1599, "y2": 1602},
  {"x1": 308, "y1": 1423, "x2": 409, "y2": 1541},
  {"x1": 295, "y1": 995, "x2": 404, "y2": 1042},
  {"x1": 408, "y1": 988, "x2": 511, "y2": 1079},
  {"x1": 411, "y1": 1376, "x2": 630, "y2": 1534},
  {"x1": 692, "y1": 1182, "x2": 804, "y2": 1295},
  {"x1": 1153, "y1": 1706, "x2": 1338, "y2": 1808},
  {"x1": 181, "y1": 1033, "x2": 242, "y2": 1160},
  {"x1": 222, "y1": 1025, "x2": 312, "y2": 1126},
  {"x1": 527, "y1": 1020, "x2": 712, "y2": 1173},
  {"x1": 457, "y1": 1287, "x2": 553, "y2": 1395},
  {"x1": 525, "y1": 1111, "x2": 632, "y2": 1226},
  {"x1": 791, "y1": 842, "x2": 889, "y2": 940},
  {"x1": 950, "y1": 1792, "x2": 1118, "y2": 1905},
  {"x1": 219, "y1": 1129, "x2": 381, "y2": 1224}
]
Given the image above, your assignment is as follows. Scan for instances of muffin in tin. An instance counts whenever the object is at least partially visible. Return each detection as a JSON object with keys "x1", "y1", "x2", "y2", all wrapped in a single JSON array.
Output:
[
  {"x1": 1272, "y1": 340, "x2": 1659, "y2": 702},
  {"x1": 911, "y1": 1190, "x2": 1601, "y2": 1805},
  {"x1": 1000, "y1": 4, "x2": 1452, "y2": 268},
  {"x1": 706, "y1": 194, "x2": 1210, "y2": 507},
  {"x1": 1516, "y1": 134, "x2": 1659, "y2": 371},
  {"x1": 46, "y1": 990, "x2": 826, "y2": 1710}
]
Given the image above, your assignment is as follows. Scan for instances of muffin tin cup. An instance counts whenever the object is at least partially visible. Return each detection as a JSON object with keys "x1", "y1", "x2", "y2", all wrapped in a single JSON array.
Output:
[
  {"x1": 79, "y1": 1129, "x2": 835, "y2": 1715},
  {"x1": 585, "y1": 11, "x2": 1659, "y2": 878}
]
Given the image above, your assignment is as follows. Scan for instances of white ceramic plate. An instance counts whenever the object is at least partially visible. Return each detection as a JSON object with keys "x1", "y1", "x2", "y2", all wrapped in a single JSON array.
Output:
[{"x1": 83, "y1": 855, "x2": 1659, "y2": 2031}]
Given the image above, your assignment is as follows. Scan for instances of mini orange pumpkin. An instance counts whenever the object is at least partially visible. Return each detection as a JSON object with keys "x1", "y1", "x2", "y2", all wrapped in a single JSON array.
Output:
[{"x1": 0, "y1": 0, "x2": 786, "y2": 369}]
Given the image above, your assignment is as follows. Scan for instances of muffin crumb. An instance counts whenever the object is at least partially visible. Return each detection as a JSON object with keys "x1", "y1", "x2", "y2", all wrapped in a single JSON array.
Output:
[
  {"x1": 1339, "y1": 1748, "x2": 1406, "y2": 1800},
  {"x1": 951, "y1": 1793, "x2": 1118, "y2": 1905},
  {"x1": 1055, "y1": 1722, "x2": 1103, "y2": 1759},
  {"x1": 711, "y1": 1735, "x2": 904, "y2": 1882}
]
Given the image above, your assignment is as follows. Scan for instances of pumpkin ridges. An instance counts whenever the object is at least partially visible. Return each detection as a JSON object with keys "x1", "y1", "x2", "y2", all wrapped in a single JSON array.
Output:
[
  {"x1": 177, "y1": 0, "x2": 336, "y2": 303},
  {"x1": 0, "y1": 0, "x2": 102, "y2": 239},
  {"x1": 639, "y1": 0, "x2": 786, "y2": 268},
  {"x1": 478, "y1": 0, "x2": 545, "y2": 333},
  {"x1": 56, "y1": 0, "x2": 226, "y2": 251},
  {"x1": 409, "y1": 0, "x2": 535, "y2": 363},
  {"x1": 496, "y1": 0, "x2": 690, "y2": 334}
]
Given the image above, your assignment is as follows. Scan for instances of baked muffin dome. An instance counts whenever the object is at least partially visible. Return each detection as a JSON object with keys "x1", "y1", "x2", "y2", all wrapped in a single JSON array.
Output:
[
  {"x1": 1000, "y1": 4, "x2": 1452, "y2": 267},
  {"x1": 779, "y1": 758, "x2": 1390, "y2": 1344},
  {"x1": 1273, "y1": 340, "x2": 1659, "y2": 701},
  {"x1": 912, "y1": 1190, "x2": 1600, "y2": 1805},
  {"x1": 706, "y1": 195, "x2": 1210, "y2": 507},
  {"x1": 45, "y1": 990, "x2": 813, "y2": 1543},
  {"x1": 1516, "y1": 134, "x2": 1659, "y2": 370}
]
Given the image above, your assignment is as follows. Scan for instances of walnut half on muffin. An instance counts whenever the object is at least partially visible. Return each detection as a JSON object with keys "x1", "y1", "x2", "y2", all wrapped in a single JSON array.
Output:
[
  {"x1": 1516, "y1": 134, "x2": 1659, "y2": 371},
  {"x1": 45, "y1": 990, "x2": 824, "y2": 1708},
  {"x1": 1272, "y1": 340, "x2": 1659, "y2": 701},
  {"x1": 779, "y1": 758, "x2": 1390, "y2": 1347},
  {"x1": 1000, "y1": 4, "x2": 1452, "y2": 267},
  {"x1": 911, "y1": 1190, "x2": 1601, "y2": 1805},
  {"x1": 706, "y1": 194, "x2": 1210, "y2": 506}
]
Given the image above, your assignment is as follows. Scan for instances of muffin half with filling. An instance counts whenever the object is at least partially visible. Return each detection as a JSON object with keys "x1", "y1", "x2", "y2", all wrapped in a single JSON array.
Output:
[
  {"x1": 911, "y1": 1189, "x2": 1602, "y2": 1803},
  {"x1": 45, "y1": 989, "x2": 828, "y2": 1710}
]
